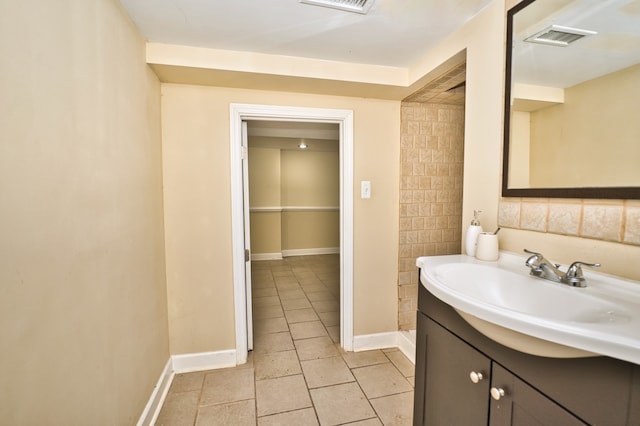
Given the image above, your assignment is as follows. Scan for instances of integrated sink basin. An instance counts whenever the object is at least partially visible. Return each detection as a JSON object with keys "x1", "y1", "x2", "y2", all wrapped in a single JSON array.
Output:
[{"x1": 417, "y1": 252, "x2": 640, "y2": 364}]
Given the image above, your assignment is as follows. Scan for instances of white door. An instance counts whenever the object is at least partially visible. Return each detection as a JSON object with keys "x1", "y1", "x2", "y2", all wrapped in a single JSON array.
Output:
[{"x1": 242, "y1": 120, "x2": 253, "y2": 351}]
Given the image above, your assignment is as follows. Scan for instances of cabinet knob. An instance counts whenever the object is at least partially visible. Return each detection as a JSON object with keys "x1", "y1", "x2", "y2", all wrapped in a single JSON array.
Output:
[
  {"x1": 469, "y1": 371, "x2": 484, "y2": 383},
  {"x1": 490, "y1": 387, "x2": 506, "y2": 400}
]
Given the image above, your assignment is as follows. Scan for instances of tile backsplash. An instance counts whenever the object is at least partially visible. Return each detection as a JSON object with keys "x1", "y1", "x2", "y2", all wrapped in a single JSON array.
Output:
[{"x1": 499, "y1": 199, "x2": 640, "y2": 246}]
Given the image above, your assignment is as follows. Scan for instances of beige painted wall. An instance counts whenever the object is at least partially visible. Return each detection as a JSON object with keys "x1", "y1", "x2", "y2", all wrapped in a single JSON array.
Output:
[
  {"x1": 281, "y1": 150, "x2": 340, "y2": 251},
  {"x1": 281, "y1": 150, "x2": 340, "y2": 206},
  {"x1": 249, "y1": 147, "x2": 340, "y2": 254},
  {"x1": 249, "y1": 147, "x2": 281, "y2": 207},
  {"x1": 248, "y1": 148, "x2": 282, "y2": 254},
  {"x1": 0, "y1": 0, "x2": 168, "y2": 424},
  {"x1": 282, "y1": 211, "x2": 340, "y2": 250},
  {"x1": 530, "y1": 64, "x2": 640, "y2": 187},
  {"x1": 161, "y1": 84, "x2": 400, "y2": 352}
]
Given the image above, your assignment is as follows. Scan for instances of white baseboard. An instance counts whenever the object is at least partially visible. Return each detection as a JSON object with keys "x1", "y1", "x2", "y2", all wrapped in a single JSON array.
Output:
[
  {"x1": 282, "y1": 247, "x2": 340, "y2": 257},
  {"x1": 172, "y1": 349, "x2": 238, "y2": 373},
  {"x1": 397, "y1": 330, "x2": 416, "y2": 364},
  {"x1": 136, "y1": 358, "x2": 174, "y2": 426},
  {"x1": 252, "y1": 252, "x2": 283, "y2": 261},
  {"x1": 353, "y1": 331, "x2": 416, "y2": 365},
  {"x1": 138, "y1": 349, "x2": 239, "y2": 424}
]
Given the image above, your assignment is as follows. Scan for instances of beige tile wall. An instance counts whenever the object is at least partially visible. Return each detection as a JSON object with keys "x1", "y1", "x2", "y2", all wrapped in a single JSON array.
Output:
[
  {"x1": 499, "y1": 199, "x2": 640, "y2": 246},
  {"x1": 398, "y1": 102, "x2": 465, "y2": 330}
]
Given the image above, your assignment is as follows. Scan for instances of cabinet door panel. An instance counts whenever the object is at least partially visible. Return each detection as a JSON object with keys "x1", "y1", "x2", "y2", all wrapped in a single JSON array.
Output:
[
  {"x1": 423, "y1": 316, "x2": 491, "y2": 426},
  {"x1": 489, "y1": 363, "x2": 587, "y2": 426}
]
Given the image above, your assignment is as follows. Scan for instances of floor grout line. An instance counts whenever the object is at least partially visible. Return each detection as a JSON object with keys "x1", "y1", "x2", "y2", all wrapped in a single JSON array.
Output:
[{"x1": 156, "y1": 255, "x2": 413, "y2": 425}]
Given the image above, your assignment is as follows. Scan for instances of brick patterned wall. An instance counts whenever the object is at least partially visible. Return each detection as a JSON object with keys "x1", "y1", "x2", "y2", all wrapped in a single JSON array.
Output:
[{"x1": 398, "y1": 102, "x2": 465, "y2": 330}]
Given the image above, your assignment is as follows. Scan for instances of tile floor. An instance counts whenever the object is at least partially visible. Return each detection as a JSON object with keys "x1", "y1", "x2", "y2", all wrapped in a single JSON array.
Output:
[{"x1": 156, "y1": 255, "x2": 415, "y2": 425}]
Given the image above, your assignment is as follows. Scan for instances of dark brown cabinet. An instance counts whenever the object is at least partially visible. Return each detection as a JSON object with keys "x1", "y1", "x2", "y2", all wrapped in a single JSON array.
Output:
[
  {"x1": 420, "y1": 312, "x2": 490, "y2": 425},
  {"x1": 414, "y1": 282, "x2": 640, "y2": 426}
]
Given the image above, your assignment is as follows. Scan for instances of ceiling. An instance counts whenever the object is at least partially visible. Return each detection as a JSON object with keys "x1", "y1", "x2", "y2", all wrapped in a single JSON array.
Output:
[
  {"x1": 512, "y1": 0, "x2": 640, "y2": 88},
  {"x1": 119, "y1": 0, "x2": 491, "y2": 69}
]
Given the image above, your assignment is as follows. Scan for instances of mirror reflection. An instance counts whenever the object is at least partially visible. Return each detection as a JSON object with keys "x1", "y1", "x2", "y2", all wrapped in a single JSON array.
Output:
[{"x1": 504, "y1": 0, "x2": 640, "y2": 195}]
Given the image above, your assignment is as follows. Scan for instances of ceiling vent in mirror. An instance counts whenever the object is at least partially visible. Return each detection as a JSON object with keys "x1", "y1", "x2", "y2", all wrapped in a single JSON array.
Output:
[
  {"x1": 525, "y1": 25, "x2": 597, "y2": 47},
  {"x1": 299, "y1": 0, "x2": 375, "y2": 14}
]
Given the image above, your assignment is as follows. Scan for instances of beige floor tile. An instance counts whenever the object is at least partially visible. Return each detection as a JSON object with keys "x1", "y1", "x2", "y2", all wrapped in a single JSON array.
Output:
[
  {"x1": 407, "y1": 376, "x2": 415, "y2": 387},
  {"x1": 253, "y1": 281, "x2": 276, "y2": 289},
  {"x1": 352, "y1": 363, "x2": 413, "y2": 399},
  {"x1": 300, "y1": 356, "x2": 355, "y2": 388},
  {"x1": 385, "y1": 350, "x2": 415, "y2": 378},
  {"x1": 300, "y1": 283, "x2": 328, "y2": 293},
  {"x1": 318, "y1": 311, "x2": 340, "y2": 327},
  {"x1": 343, "y1": 419, "x2": 383, "y2": 426},
  {"x1": 253, "y1": 304, "x2": 285, "y2": 319},
  {"x1": 305, "y1": 291, "x2": 335, "y2": 302},
  {"x1": 341, "y1": 350, "x2": 389, "y2": 369},
  {"x1": 252, "y1": 287, "x2": 278, "y2": 298},
  {"x1": 258, "y1": 407, "x2": 319, "y2": 426},
  {"x1": 285, "y1": 308, "x2": 319, "y2": 324},
  {"x1": 310, "y1": 382, "x2": 376, "y2": 426},
  {"x1": 281, "y1": 297, "x2": 312, "y2": 311},
  {"x1": 253, "y1": 316, "x2": 289, "y2": 336},
  {"x1": 254, "y1": 349, "x2": 302, "y2": 380},
  {"x1": 195, "y1": 399, "x2": 256, "y2": 426},
  {"x1": 290, "y1": 320, "x2": 328, "y2": 340},
  {"x1": 169, "y1": 371, "x2": 205, "y2": 393},
  {"x1": 255, "y1": 374, "x2": 312, "y2": 417},
  {"x1": 311, "y1": 300, "x2": 339, "y2": 313},
  {"x1": 200, "y1": 368, "x2": 255, "y2": 406},
  {"x1": 253, "y1": 295, "x2": 282, "y2": 307},
  {"x1": 253, "y1": 331, "x2": 295, "y2": 354},
  {"x1": 327, "y1": 325, "x2": 340, "y2": 343},
  {"x1": 278, "y1": 288, "x2": 306, "y2": 300},
  {"x1": 370, "y1": 392, "x2": 414, "y2": 426},
  {"x1": 275, "y1": 282, "x2": 302, "y2": 291},
  {"x1": 295, "y1": 336, "x2": 340, "y2": 360},
  {"x1": 253, "y1": 281, "x2": 276, "y2": 290},
  {"x1": 155, "y1": 390, "x2": 199, "y2": 426}
]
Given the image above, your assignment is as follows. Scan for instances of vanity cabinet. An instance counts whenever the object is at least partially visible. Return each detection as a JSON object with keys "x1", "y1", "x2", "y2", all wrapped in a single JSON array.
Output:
[{"x1": 414, "y1": 281, "x2": 640, "y2": 426}]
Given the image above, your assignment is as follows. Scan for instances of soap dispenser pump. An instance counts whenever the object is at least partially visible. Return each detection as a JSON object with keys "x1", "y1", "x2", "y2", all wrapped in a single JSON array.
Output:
[{"x1": 465, "y1": 210, "x2": 483, "y2": 257}]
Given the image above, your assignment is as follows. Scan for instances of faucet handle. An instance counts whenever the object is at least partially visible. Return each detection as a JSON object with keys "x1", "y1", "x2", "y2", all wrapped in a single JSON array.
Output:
[
  {"x1": 565, "y1": 261, "x2": 601, "y2": 286},
  {"x1": 523, "y1": 248, "x2": 543, "y2": 266}
]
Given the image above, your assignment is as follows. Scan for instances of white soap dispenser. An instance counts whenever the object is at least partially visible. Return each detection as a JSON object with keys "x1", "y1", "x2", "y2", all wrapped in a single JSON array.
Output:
[{"x1": 465, "y1": 210, "x2": 483, "y2": 257}]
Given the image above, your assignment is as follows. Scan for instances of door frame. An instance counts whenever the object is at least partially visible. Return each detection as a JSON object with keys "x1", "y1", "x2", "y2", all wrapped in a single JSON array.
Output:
[{"x1": 230, "y1": 103, "x2": 354, "y2": 365}]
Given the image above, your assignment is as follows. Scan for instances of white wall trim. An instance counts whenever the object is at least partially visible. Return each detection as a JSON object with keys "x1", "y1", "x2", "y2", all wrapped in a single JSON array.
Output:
[
  {"x1": 353, "y1": 332, "x2": 399, "y2": 352},
  {"x1": 250, "y1": 206, "x2": 340, "y2": 213},
  {"x1": 252, "y1": 252, "x2": 283, "y2": 261},
  {"x1": 171, "y1": 349, "x2": 237, "y2": 373},
  {"x1": 230, "y1": 103, "x2": 354, "y2": 360},
  {"x1": 136, "y1": 358, "x2": 174, "y2": 426},
  {"x1": 282, "y1": 247, "x2": 340, "y2": 257},
  {"x1": 397, "y1": 330, "x2": 417, "y2": 364},
  {"x1": 137, "y1": 349, "x2": 241, "y2": 424},
  {"x1": 353, "y1": 331, "x2": 416, "y2": 365}
]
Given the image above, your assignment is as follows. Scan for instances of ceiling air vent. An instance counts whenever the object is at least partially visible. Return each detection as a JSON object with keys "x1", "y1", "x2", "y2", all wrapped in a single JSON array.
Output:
[
  {"x1": 300, "y1": 0, "x2": 375, "y2": 14},
  {"x1": 524, "y1": 25, "x2": 597, "y2": 47}
]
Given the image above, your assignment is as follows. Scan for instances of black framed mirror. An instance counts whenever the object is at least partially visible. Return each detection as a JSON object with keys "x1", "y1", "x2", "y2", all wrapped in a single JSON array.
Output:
[{"x1": 502, "y1": 0, "x2": 640, "y2": 199}]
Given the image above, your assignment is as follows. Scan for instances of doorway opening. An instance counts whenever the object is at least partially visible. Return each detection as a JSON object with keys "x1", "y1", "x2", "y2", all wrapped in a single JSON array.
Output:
[
  {"x1": 230, "y1": 104, "x2": 354, "y2": 365},
  {"x1": 247, "y1": 120, "x2": 340, "y2": 353}
]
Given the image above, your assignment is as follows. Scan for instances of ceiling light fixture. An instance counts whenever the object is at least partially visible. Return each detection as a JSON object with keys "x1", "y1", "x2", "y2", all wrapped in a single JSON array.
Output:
[
  {"x1": 298, "y1": 142, "x2": 308, "y2": 149},
  {"x1": 299, "y1": 0, "x2": 375, "y2": 14}
]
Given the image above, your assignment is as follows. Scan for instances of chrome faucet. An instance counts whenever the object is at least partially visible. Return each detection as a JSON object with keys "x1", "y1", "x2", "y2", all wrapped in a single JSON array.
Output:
[{"x1": 524, "y1": 249, "x2": 600, "y2": 288}]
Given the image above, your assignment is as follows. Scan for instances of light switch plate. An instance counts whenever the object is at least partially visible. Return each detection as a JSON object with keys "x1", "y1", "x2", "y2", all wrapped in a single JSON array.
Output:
[{"x1": 361, "y1": 181, "x2": 371, "y2": 199}]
